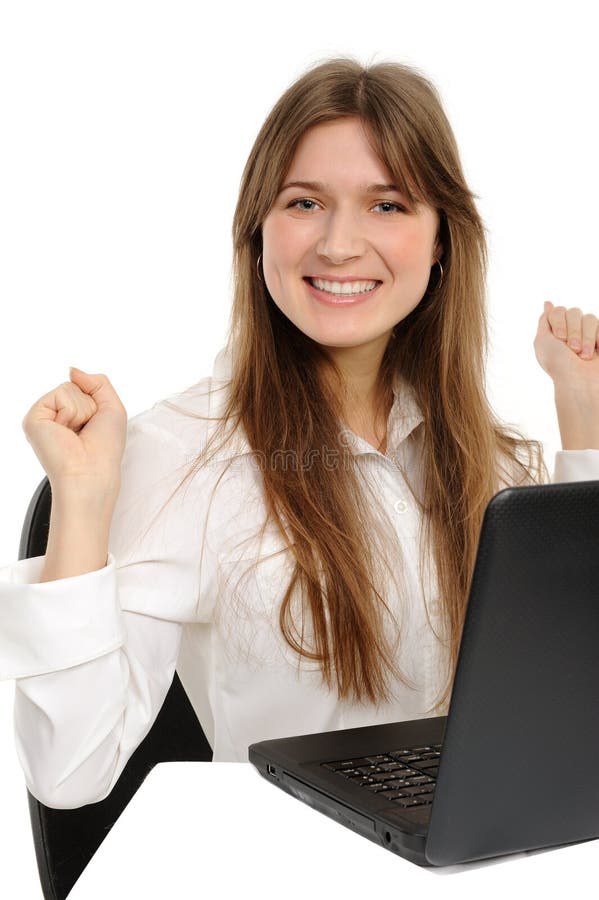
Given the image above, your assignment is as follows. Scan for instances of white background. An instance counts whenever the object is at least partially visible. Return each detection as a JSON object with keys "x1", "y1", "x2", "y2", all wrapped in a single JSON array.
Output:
[{"x1": 1, "y1": 0, "x2": 597, "y2": 896}]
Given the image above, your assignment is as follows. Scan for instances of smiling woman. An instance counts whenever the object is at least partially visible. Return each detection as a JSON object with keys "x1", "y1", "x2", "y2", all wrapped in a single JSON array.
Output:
[
  {"x1": 163, "y1": 55, "x2": 559, "y2": 715},
  {"x1": 2, "y1": 55, "x2": 599, "y2": 825},
  {"x1": 261, "y1": 117, "x2": 442, "y2": 384}
]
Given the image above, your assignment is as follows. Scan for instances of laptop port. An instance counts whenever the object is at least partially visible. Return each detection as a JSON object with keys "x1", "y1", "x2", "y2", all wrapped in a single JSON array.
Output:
[{"x1": 266, "y1": 764, "x2": 276, "y2": 776}]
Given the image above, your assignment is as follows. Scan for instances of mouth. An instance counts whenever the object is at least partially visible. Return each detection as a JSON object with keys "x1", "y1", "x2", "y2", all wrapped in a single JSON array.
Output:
[
  {"x1": 304, "y1": 276, "x2": 382, "y2": 290},
  {"x1": 303, "y1": 276, "x2": 382, "y2": 306}
]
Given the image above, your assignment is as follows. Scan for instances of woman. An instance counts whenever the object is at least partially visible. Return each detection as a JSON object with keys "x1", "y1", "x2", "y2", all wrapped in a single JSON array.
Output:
[{"x1": 3, "y1": 56, "x2": 599, "y2": 809}]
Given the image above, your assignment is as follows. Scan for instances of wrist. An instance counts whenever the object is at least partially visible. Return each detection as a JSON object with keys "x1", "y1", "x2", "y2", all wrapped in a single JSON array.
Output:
[
  {"x1": 553, "y1": 381, "x2": 599, "y2": 450},
  {"x1": 40, "y1": 485, "x2": 118, "y2": 582},
  {"x1": 49, "y1": 477, "x2": 121, "y2": 513}
]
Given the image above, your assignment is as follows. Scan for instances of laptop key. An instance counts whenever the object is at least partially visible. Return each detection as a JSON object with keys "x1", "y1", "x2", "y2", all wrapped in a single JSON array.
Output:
[
  {"x1": 329, "y1": 757, "x2": 383, "y2": 768},
  {"x1": 371, "y1": 773, "x2": 402, "y2": 783},
  {"x1": 346, "y1": 757, "x2": 385, "y2": 767},
  {"x1": 401, "y1": 784, "x2": 435, "y2": 796},
  {"x1": 322, "y1": 760, "x2": 366, "y2": 771}
]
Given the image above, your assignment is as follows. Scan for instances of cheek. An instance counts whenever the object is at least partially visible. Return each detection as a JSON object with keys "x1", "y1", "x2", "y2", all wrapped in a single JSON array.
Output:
[
  {"x1": 261, "y1": 218, "x2": 297, "y2": 303},
  {"x1": 391, "y1": 227, "x2": 432, "y2": 265},
  {"x1": 263, "y1": 214, "x2": 313, "y2": 268}
]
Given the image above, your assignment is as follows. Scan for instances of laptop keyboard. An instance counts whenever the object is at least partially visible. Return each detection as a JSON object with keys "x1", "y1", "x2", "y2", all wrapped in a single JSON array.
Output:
[{"x1": 321, "y1": 743, "x2": 442, "y2": 808}]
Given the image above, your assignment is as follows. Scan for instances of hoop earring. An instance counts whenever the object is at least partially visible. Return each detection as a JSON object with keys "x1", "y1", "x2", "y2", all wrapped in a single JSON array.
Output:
[
  {"x1": 432, "y1": 259, "x2": 444, "y2": 292},
  {"x1": 256, "y1": 252, "x2": 263, "y2": 283}
]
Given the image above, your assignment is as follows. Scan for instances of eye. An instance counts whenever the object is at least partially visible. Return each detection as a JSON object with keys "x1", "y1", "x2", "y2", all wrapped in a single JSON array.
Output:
[
  {"x1": 287, "y1": 198, "x2": 321, "y2": 211},
  {"x1": 372, "y1": 201, "x2": 406, "y2": 214}
]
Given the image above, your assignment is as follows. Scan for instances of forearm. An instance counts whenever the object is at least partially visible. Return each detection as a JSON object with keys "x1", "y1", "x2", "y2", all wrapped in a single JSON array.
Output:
[
  {"x1": 40, "y1": 486, "x2": 119, "y2": 582},
  {"x1": 554, "y1": 382, "x2": 599, "y2": 450}
]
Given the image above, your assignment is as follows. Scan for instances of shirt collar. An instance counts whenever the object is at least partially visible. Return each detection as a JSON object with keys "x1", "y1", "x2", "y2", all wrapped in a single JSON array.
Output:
[{"x1": 207, "y1": 345, "x2": 424, "y2": 463}]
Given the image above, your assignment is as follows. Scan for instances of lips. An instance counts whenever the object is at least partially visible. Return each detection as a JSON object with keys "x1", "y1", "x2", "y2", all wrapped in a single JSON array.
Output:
[
  {"x1": 304, "y1": 277, "x2": 382, "y2": 285},
  {"x1": 304, "y1": 276, "x2": 382, "y2": 306}
]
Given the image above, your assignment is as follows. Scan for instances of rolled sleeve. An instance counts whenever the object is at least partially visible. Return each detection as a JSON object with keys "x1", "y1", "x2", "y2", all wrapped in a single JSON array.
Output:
[
  {"x1": 0, "y1": 409, "x2": 212, "y2": 807},
  {"x1": 553, "y1": 449, "x2": 599, "y2": 483},
  {"x1": 0, "y1": 551, "x2": 124, "y2": 680}
]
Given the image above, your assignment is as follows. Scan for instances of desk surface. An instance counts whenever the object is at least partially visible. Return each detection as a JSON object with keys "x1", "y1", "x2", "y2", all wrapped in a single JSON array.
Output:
[{"x1": 68, "y1": 761, "x2": 599, "y2": 899}]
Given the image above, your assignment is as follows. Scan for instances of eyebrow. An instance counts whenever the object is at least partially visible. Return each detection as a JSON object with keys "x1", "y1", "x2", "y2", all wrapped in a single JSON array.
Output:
[{"x1": 278, "y1": 180, "x2": 403, "y2": 195}]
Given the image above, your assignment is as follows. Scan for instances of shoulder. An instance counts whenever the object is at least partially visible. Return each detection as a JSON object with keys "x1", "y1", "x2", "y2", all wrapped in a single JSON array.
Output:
[
  {"x1": 110, "y1": 374, "x2": 228, "y2": 563},
  {"x1": 125, "y1": 344, "x2": 236, "y2": 459},
  {"x1": 127, "y1": 374, "x2": 217, "y2": 452},
  {"x1": 110, "y1": 373, "x2": 226, "y2": 530}
]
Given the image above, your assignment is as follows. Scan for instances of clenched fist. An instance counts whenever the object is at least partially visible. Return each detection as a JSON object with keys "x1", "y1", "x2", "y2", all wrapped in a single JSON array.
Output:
[{"x1": 22, "y1": 367, "x2": 128, "y2": 494}]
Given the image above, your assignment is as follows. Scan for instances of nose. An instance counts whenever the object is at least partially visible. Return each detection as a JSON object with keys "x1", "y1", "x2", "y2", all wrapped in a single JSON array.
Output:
[{"x1": 316, "y1": 207, "x2": 366, "y2": 265}]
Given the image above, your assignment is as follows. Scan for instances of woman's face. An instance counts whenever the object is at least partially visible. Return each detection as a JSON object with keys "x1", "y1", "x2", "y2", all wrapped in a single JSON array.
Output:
[{"x1": 261, "y1": 117, "x2": 442, "y2": 352}]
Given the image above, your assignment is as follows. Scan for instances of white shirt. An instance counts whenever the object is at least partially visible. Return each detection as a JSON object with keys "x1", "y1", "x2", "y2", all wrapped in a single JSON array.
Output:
[{"x1": 2, "y1": 346, "x2": 599, "y2": 809}]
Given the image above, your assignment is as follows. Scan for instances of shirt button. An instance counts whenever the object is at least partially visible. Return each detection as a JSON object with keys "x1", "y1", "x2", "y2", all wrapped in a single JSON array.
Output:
[{"x1": 393, "y1": 497, "x2": 408, "y2": 514}]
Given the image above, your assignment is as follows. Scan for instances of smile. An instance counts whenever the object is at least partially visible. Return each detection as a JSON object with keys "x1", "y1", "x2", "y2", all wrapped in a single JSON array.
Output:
[
  {"x1": 303, "y1": 277, "x2": 382, "y2": 307},
  {"x1": 307, "y1": 276, "x2": 381, "y2": 295}
]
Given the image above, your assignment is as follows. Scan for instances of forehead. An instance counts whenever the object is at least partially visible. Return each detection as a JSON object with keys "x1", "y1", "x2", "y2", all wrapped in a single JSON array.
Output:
[
  {"x1": 283, "y1": 117, "x2": 421, "y2": 201},
  {"x1": 286, "y1": 118, "x2": 389, "y2": 177}
]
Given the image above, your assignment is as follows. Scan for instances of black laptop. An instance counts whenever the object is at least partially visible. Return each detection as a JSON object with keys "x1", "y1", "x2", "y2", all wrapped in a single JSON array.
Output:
[{"x1": 249, "y1": 479, "x2": 599, "y2": 867}]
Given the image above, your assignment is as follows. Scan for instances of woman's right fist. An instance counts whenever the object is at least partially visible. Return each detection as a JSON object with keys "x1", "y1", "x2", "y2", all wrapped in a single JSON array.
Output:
[{"x1": 22, "y1": 367, "x2": 128, "y2": 492}]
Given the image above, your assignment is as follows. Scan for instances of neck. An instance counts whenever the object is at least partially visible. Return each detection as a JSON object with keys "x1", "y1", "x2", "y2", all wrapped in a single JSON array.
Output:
[{"x1": 320, "y1": 334, "x2": 393, "y2": 447}]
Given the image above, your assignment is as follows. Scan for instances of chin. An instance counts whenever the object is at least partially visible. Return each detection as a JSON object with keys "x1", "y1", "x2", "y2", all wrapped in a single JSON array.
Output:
[{"x1": 314, "y1": 333, "x2": 386, "y2": 349}]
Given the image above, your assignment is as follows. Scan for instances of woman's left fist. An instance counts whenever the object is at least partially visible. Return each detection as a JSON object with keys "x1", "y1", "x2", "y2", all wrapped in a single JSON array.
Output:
[{"x1": 534, "y1": 301, "x2": 599, "y2": 385}]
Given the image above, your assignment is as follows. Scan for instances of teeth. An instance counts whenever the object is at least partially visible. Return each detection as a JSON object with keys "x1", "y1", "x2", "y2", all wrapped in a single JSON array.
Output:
[{"x1": 310, "y1": 277, "x2": 379, "y2": 295}]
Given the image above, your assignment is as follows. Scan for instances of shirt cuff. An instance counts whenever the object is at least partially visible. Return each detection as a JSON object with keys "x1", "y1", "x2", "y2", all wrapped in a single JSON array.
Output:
[
  {"x1": 554, "y1": 449, "x2": 599, "y2": 483},
  {"x1": 0, "y1": 551, "x2": 125, "y2": 680}
]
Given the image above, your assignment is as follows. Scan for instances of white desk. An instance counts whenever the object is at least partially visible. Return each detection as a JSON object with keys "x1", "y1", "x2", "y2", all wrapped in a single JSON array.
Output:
[{"x1": 67, "y1": 761, "x2": 598, "y2": 899}]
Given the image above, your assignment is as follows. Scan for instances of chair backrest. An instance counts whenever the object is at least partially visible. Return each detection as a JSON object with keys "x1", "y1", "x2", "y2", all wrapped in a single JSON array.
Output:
[{"x1": 19, "y1": 476, "x2": 213, "y2": 900}]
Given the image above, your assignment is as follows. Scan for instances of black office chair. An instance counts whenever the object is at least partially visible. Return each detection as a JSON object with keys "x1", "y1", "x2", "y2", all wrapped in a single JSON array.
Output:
[{"x1": 18, "y1": 476, "x2": 213, "y2": 900}]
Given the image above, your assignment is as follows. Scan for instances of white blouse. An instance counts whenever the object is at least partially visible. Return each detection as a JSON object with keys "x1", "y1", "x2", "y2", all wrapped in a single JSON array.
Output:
[{"x1": 2, "y1": 345, "x2": 599, "y2": 809}]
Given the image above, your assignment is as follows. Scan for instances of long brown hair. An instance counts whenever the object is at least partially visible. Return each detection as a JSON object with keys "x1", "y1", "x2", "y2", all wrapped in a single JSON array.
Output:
[{"x1": 153, "y1": 56, "x2": 549, "y2": 714}]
